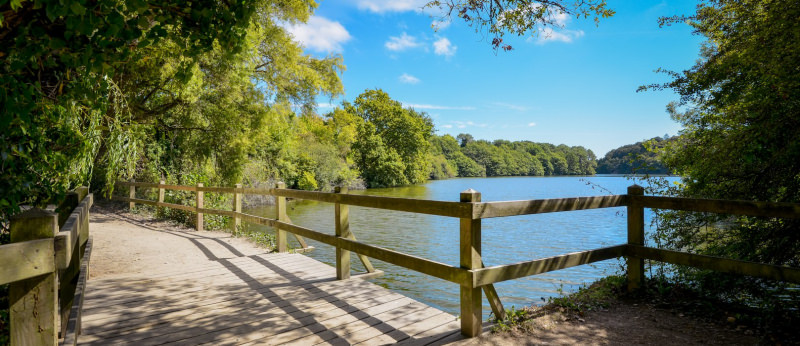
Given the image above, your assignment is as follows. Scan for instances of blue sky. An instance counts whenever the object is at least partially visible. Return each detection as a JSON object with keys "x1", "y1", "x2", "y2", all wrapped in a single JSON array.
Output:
[{"x1": 286, "y1": 1, "x2": 703, "y2": 156}]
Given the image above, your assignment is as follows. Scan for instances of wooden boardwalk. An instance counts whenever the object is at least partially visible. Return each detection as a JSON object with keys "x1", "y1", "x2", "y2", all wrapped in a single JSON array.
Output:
[{"x1": 78, "y1": 212, "x2": 464, "y2": 345}]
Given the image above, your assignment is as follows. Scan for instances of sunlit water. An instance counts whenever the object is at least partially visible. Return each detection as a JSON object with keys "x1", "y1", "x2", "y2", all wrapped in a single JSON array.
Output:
[{"x1": 244, "y1": 175, "x2": 677, "y2": 318}]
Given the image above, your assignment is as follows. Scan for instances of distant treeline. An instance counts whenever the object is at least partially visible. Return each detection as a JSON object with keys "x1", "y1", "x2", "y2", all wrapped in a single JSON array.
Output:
[
  {"x1": 429, "y1": 133, "x2": 597, "y2": 179},
  {"x1": 595, "y1": 137, "x2": 672, "y2": 174}
]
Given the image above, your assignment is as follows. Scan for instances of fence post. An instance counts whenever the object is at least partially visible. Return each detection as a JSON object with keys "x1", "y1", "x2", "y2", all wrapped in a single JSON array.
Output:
[
  {"x1": 196, "y1": 183, "x2": 204, "y2": 232},
  {"x1": 129, "y1": 184, "x2": 136, "y2": 210},
  {"x1": 335, "y1": 186, "x2": 351, "y2": 280},
  {"x1": 233, "y1": 183, "x2": 242, "y2": 235},
  {"x1": 627, "y1": 184, "x2": 645, "y2": 291},
  {"x1": 9, "y1": 208, "x2": 59, "y2": 346},
  {"x1": 275, "y1": 182, "x2": 288, "y2": 253},
  {"x1": 460, "y1": 189, "x2": 482, "y2": 337},
  {"x1": 158, "y1": 180, "x2": 165, "y2": 205}
]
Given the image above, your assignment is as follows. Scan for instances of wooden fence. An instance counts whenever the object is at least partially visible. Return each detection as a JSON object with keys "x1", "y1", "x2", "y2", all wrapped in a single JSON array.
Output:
[
  {"x1": 115, "y1": 182, "x2": 800, "y2": 337},
  {"x1": 1, "y1": 188, "x2": 93, "y2": 345}
]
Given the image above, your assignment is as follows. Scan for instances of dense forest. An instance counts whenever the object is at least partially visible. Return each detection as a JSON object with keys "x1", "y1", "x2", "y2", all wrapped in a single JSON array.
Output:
[{"x1": 595, "y1": 136, "x2": 671, "y2": 174}]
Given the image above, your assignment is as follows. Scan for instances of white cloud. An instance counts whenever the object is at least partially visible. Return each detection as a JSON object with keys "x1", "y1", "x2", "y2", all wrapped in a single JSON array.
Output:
[
  {"x1": 441, "y1": 124, "x2": 453, "y2": 129},
  {"x1": 399, "y1": 73, "x2": 420, "y2": 84},
  {"x1": 528, "y1": 122, "x2": 537, "y2": 127},
  {"x1": 385, "y1": 32, "x2": 420, "y2": 51},
  {"x1": 535, "y1": 27, "x2": 585, "y2": 44},
  {"x1": 286, "y1": 17, "x2": 351, "y2": 53},
  {"x1": 446, "y1": 120, "x2": 488, "y2": 129},
  {"x1": 433, "y1": 37, "x2": 457, "y2": 57},
  {"x1": 357, "y1": 0, "x2": 427, "y2": 13},
  {"x1": 317, "y1": 103, "x2": 335, "y2": 108},
  {"x1": 530, "y1": 10, "x2": 585, "y2": 44},
  {"x1": 403, "y1": 103, "x2": 475, "y2": 110}
]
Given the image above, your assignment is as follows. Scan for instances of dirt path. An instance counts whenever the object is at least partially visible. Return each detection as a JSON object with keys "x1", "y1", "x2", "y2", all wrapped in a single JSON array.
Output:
[
  {"x1": 89, "y1": 203, "x2": 268, "y2": 280},
  {"x1": 452, "y1": 302, "x2": 759, "y2": 345},
  {"x1": 88, "y1": 203, "x2": 761, "y2": 345}
]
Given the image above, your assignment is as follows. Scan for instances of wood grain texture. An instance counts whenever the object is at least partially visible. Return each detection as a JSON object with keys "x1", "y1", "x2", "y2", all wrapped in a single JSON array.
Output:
[
  {"x1": 78, "y1": 252, "x2": 462, "y2": 345},
  {"x1": 628, "y1": 245, "x2": 800, "y2": 284},
  {"x1": 639, "y1": 195, "x2": 800, "y2": 218},
  {"x1": 473, "y1": 245, "x2": 628, "y2": 287},
  {"x1": 0, "y1": 239, "x2": 55, "y2": 285},
  {"x1": 475, "y1": 195, "x2": 627, "y2": 219}
]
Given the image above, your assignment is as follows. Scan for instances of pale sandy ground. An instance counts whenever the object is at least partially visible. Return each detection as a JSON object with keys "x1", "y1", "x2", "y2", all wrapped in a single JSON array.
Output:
[
  {"x1": 88, "y1": 202, "x2": 760, "y2": 345},
  {"x1": 89, "y1": 203, "x2": 268, "y2": 280}
]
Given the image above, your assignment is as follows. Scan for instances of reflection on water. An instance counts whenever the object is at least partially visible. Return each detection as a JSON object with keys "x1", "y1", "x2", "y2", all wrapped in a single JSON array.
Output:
[{"x1": 244, "y1": 175, "x2": 675, "y2": 318}]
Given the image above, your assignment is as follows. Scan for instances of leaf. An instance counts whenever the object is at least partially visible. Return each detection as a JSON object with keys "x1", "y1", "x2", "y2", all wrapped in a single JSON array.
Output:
[{"x1": 70, "y1": 2, "x2": 86, "y2": 16}]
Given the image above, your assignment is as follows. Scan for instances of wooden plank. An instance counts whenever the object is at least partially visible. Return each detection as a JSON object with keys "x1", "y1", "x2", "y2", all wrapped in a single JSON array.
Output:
[
  {"x1": 627, "y1": 185, "x2": 645, "y2": 291},
  {"x1": 473, "y1": 245, "x2": 628, "y2": 287},
  {"x1": 119, "y1": 182, "x2": 471, "y2": 217},
  {"x1": 54, "y1": 226, "x2": 77, "y2": 270},
  {"x1": 272, "y1": 188, "x2": 472, "y2": 218},
  {"x1": 239, "y1": 187, "x2": 273, "y2": 195},
  {"x1": 196, "y1": 186, "x2": 236, "y2": 193},
  {"x1": 116, "y1": 181, "x2": 159, "y2": 188},
  {"x1": 459, "y1": 189, "x2": 482, "y2": 337},
  {"x1": 335, "y1": 186, "x2": 351, "y2": 280},
  {"x1": 275, "y1": 182, "x2": 288, "y2": 252},
  {"x1": 474, "y1": 195, "x2": 627, "y2": 219},
  {"x1": 60, "y1": 236, "x2": 93, "y2": 346},
  {"x1": 9, "y1": 208, "x2": 58, "y2": 346},
  {"x1": 628, "y1": 245, "x2": 800, "y2": 284},
  {"x1": 639, "y1": 195, "x2": 800, "y2": 219},
  {"x1": 249, "y1": 216, "x2": 468, "y2": 284},
  {"x1": 272, "y1": 214, "x2": 310, "y2": 250},
  {"x1": 233, "y1": 184, "x2": 242, "y2": 234},
  {"x1": 197, "y1": 207, "x2": 236, "y2": 217},
  {"x1": 159, "y1": 184, "x2": 196, "y2": 192},
  {"x1": 158, "y1": 201, "x2": 195, "y2": 212},
  {"x1": 196, "y1": 183, "x2": 204, "y2": 231},
  {"x1": 0, "y1": 239, "x2": 56, "y2": 285}
]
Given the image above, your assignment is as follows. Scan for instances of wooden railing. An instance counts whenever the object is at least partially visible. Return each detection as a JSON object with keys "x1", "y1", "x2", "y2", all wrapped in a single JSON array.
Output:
[
  {"x1": 0, "y1": 188, "x2": 93, "y2": 345},
  {"x1": 114, "y1": 182, "x2": 800, "y2": 337}
]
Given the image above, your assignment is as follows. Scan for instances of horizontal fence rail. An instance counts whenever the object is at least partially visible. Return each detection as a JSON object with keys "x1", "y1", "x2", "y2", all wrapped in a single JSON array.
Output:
[
  {"x1": 0, "y1": 188, "x2": 93, "y2": 346},
  {"x1": 114, "y1": 181, "x2": 800, "y2": 338}
]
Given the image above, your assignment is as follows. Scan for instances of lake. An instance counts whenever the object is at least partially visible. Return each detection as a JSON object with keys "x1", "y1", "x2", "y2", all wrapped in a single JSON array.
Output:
[{"x1": 244, "y1": 175, "x2": 676, "y2": 318}]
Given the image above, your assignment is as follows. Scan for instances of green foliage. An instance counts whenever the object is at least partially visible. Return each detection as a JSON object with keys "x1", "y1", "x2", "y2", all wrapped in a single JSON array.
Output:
[
  {"x1": 640, "y1": 0, "x2": 800, "y2": 317},
  {"x1": 426, "y1": 0, "x2": 614, "y2": 51},
  {"x1": 0, "y1": 0, "x2": 266, "y2": 225},
  {"x1": 344, "y1": 89, "x2": 434, "y2": 187},
  {"x1": 431, "y1": 135, "x2": 596, "y2": 178},
  {"x1": 596, "y1": 137, "x2": 672, "y2": 174},
  {"x1": 490, "y1": 306, "x2": 534, "y2": 333},
  {"x1": 548, "y1": 275, "x2": 626, "y2": 313}
]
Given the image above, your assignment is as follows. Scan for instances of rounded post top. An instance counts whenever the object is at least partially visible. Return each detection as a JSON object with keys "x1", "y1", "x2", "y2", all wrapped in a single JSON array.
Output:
[
  {"x1": 234, "y1": 183, "x2": 242, "y2": 188},
  {"x1": 275, "y1": 182, "x2": 286, "y2": 188},
  {"x1": 197, "y1": 182, "x2": 203, "y2": 187},
  {"x1": 627, "y1": 184, "x2": 645, "y2": 195},
  {"x1": 460, "y1": 188, "x2": 481, "y2": 203},
  {"x1": 159, "y1": 180, "x2": 165, "y2": 184},
  {"x1": 335, "y1": 186, "x2": 348, "y2": 193}
]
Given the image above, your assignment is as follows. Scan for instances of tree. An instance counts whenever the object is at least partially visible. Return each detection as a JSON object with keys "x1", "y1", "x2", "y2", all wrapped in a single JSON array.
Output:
[
  {"x1": 347, "y1": 89, "x2": 434, "y2": 186},
  {"x1": 426, "y1": 0, "x2": 614, "y2": 50},
  {"x1": 643, "y1": 0, "x2": 800, "y2": 318}
]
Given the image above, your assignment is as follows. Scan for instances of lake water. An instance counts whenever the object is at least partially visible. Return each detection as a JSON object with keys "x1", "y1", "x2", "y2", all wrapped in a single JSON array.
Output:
[{"x1": 244, "y1": 175, "x2": 676, "y2": 318}]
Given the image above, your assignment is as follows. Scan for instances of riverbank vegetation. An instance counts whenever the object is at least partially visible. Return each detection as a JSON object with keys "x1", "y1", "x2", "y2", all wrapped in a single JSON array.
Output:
[{"x1": 636, "y1": 0, "x2": 800, "y2": 337}]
